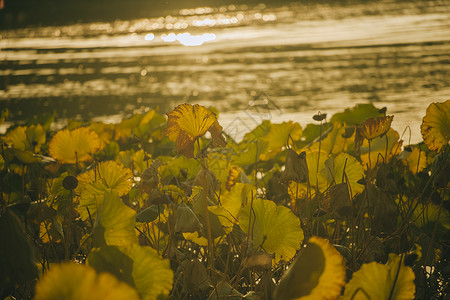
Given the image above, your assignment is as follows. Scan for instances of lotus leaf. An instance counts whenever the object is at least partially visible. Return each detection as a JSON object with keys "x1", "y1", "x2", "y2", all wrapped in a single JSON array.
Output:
[
  {"x1": 130, "y1": 243, "x2": 174, "y2": 300},
  {"x1": 260, "y1": 121, "x2": 303, "y2": 160},
  {"x1": 3, "y1": 124, "x2": 46, "y2": 153},
  {"x1": 360, "y1": 128, "x2": 403, "y2": 168},
  {"x1": 274, "y1": 236, "x2": 345, "y2": 300},
  {"x1": 77, "y1": 161, "x2": 133, "y2": 220},
  {"x1": 421, "y1": 100, "x2": 450, "y2": 152},
  {"x1": 342, "y1": 254, "x2": 415, "y2": 300},
  {"x1": 323, "y1": 153, "x2": 364, "y2": 195},
  {"x1": 88, "y1": 243, "x2": 174, "y2": 300},
  {"x1": 93, "y1": 191, "x2": 138, "y2": 247},
  {"x1": 209, "y1": 182, "x2": 244, "y2": 231},
  {"x1": 403, "y1": 147, "x2": 427, "y2": 174},
  {"x1": 310, "y1": 123, "x2": 349, "y2": 155},
  {"x1": 330, "y1": 103, "x2": 383, "y2": 125},
  {"x1": 358, "y1": 115, "x2": 394, "y2": 141},
  {"x1": 165, "y1": 103, "x2": 226, "y2": 157},
  {"x1": 49, "y1": 127, "x2": 101, "y2": 164},
  {"x1": 34, "y1": 263, "x2": 140, "y2": 300},
  {"x1": 239, "y1": 198, "x2": 303, "y2": 262}
]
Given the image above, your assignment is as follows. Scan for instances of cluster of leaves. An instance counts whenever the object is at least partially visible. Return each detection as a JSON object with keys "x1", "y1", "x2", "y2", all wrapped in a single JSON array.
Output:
[{"x1": 0, "y1": 100, "x2": 448, "y2": 299}]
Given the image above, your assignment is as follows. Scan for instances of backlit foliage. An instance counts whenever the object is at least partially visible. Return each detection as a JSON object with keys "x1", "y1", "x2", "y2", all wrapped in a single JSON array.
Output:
[{"x1": 0, "y1": 101, "x2": 448, "y2": 299}]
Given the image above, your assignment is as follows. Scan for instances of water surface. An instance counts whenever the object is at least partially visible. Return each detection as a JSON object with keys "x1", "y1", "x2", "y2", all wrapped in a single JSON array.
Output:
[{"x1": 1, "y1": 0, "x2": 449, "y2": 143}]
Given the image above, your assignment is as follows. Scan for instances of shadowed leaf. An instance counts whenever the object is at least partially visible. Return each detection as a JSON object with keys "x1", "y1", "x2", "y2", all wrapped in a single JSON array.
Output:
[{"x1": 421, "y1": 100, "x2": 450, "y2": 152}]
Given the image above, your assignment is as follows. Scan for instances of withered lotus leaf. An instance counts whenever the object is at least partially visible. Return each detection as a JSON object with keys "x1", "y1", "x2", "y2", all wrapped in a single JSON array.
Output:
[
  {"x1": 281, "y1": 149, "x2": 308, "y2": 183},
  {"x1": 358, "y1": 115, "x2": 394, "y2": 141},
  {"x1": 49, "y1": 127, "x2": 101, "y2": 164},
  {"x1": 165, "y1": 104, "x2": 226, "y2": 158}
]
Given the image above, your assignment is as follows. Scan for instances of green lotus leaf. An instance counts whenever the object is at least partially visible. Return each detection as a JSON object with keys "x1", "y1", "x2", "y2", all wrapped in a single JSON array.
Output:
[
  {"x1": 48, "y1": 172, "x2": 72, "y2": 213},
  {"x1": 207, "y1": 152, "x2": 231, "y2": 189},
  {"x1": 309, "y1": 123, "x2": 350, "y2": 155},
  {"x1": 239, "y1": 198, "x2": 303, "y2": 262},
  {"x1": 133, "y1": 149, "x2": 148, "y2": 175},
  {"x1": 0, "y1": 153, "x2": 4, "y2": 170},
  {"x1": 323, "y1": 153, "x2": 364, "y2": 195},
  {"x1": 410, "y1": 198, "x2": 450, "y2": 230},
  {"x1": 274, "y1": 236, "x2": 345, "y2": 300},
  {"x1": 129, "y1": 243, "x2": 174, "y2": 300},
  {"x1": 231, "y1": 139, "x2": 266, "y2": 167},
  {"x1": 342, "y1": 254, "x2": 415, "y2": 300},
  {"x1": 12, "y1": 148, "x2": 42, "y2": 164},
  {"x1": 93, "y1": 191, "x2": 138, "y2": 247},
  {"x1": 243, "y1": 119, "x2": 272, "y2": 141},
  {"x1": 34, "y1": 263, "x2": 140, "y2": 300},
  {"x1": 3, "y1": 124, "x2": 45, "y2": 152},
  {"x1": 136, "y1": 205, "x2": 163, "y2": 223},
  {"x1": 175, "y1": 202, "x2": 202, "y2": 233},
  {"x1": 330, "y1": 103, "x2": 383, "y2": 125},
  {"x1": 260, "y1": 121, "x2": 303, "y2": 160},
  {"x1": 159, "y1": 155, "x2": 201, "y2": 181},
  {"x1": 0, "y1": 210, "x2": 38, "y2": 293},
  {"x1": 87, "y1": 245, "x2": 135, "y2": 286}
]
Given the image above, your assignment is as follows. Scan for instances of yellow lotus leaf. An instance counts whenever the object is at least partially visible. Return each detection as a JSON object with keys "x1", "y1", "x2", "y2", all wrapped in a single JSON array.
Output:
[
  {"x1": 3, "y1": 124, "x2": 45, "y2": 152},
  {"x1": 77, "y1": 161, "x2": 133, "y2": 220},
  {"x1": 358, "y1": 115, "x2": 394, "y2": 141},
  {"x1": 0, "y1": 154, "x2": 4, "y2": 170},
  {"x1": 49, "y1": 127, "x2": 101, "y2": 164},
  {"x1": 34, "y1": 263, "x2": 140, "y2": 300},
  {"x1": 239, "y1": 198, "x2": 304, "y2": 262},
  {"x1": 133, "y1": 149, "x2": 149, "y2": 175},
  {"x1": 403, "y1": 147, "x2": 427, "y2": 174},
  {"x1": 342, "y1": 254, "x2": 415, "y2": 300},
  {"x1": 89, "y1": 122, "x2": 115, "y2": 148},
  {"x1": 274, "y1": 236, "x2": 346, "y2": 300},
  {"x1": 209, "y1": 183, "x2": 245, "y2": 232},
  {"x1": 421, "y1": 100, "x2": 450, "y2": 152},
  {"x1": 360, "y1": 128, "x2": 403, "y2": 169},
  {"x1": 303, "y1": 150, "x2": 329, "y2": 193},
  {"x1": 310, "y1": 123, "x2": 350, "y2": 155},
  {"x1": 93, "y1": 191, "x2": 138, "y2": 247},
  {"x1": 260, "y1": 121, "x2": 303, "y2": 160},
  {"x1": 77, "y1": 161, "x2": 133, "y2": 196},
  {"x1": 207, "y1": 152, "x2": 231, "y2": 189},
  {"x1": 165, "y1": 104, "x2": 226, "y2": 158},
  {"x1": 323, "y1": 153, "x2": 364, "y2": 196}
]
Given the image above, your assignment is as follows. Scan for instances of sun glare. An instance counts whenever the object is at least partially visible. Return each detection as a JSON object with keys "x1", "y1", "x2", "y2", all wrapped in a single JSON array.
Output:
[{"x1": 159, "y1": 32, "x2": 216, "y2": 46}]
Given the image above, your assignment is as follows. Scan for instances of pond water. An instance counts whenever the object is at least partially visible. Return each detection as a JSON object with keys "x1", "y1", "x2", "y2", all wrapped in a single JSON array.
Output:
[{"x1": 1, "y1": 0, "x2": 449, "y2": 143}]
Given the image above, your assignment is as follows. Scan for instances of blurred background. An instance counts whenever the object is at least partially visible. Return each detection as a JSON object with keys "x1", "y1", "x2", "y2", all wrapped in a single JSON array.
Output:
[{"x1": 1, "y1": 0, "x2": 449, "y2": 142}]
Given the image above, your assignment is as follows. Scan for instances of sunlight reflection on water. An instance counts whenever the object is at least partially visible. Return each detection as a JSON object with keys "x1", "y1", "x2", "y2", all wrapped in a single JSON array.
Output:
[{"x1": 0, "y1": 0, "x2": 449, "y2": 143}]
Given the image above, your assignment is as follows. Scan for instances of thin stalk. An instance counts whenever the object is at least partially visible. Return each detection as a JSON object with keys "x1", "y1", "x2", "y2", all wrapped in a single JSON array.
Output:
[
  {"x1": 388, "y1": 254, "x2": 404, "y2": 300},
  {"x1": 423, "y1": 193, "x2": 445, "y2": 269}
]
